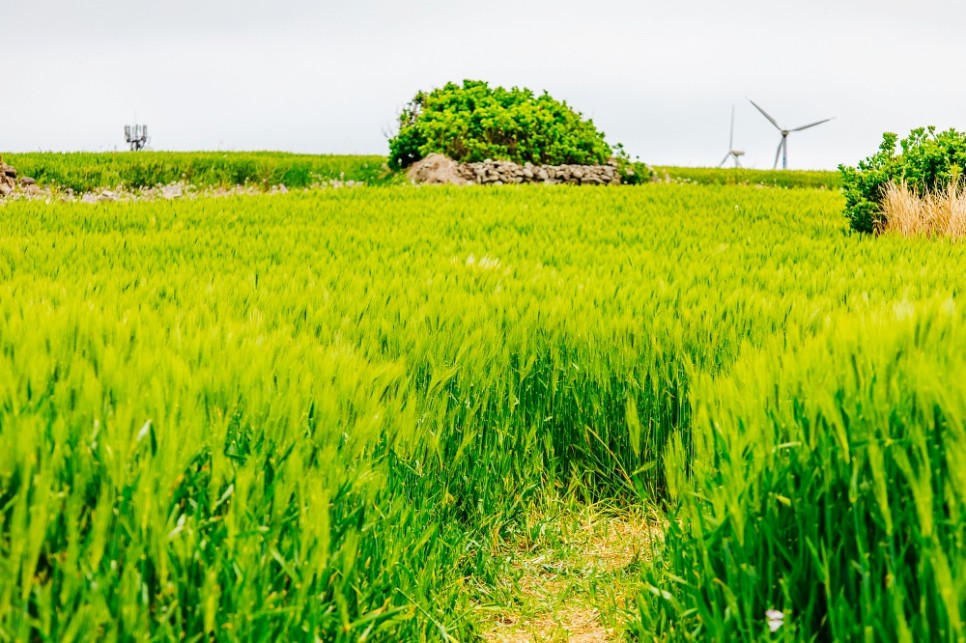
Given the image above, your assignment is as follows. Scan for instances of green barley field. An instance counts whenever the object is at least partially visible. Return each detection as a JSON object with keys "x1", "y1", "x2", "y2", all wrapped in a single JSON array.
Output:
[{"x1": 1, "y1": 155, "x2": 964, "y2": 641}]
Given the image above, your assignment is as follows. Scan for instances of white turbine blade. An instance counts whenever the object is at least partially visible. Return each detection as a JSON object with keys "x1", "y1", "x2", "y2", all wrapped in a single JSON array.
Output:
[
  {"x1": 791, "y1": 117, "x2": 833, "y2": 132},
  {"x1": 773, "y1": 139, "x2": 783, "y2": 170},
  {"x1": 719, "y1": 152, "x2": 732, "y2": 168},
  {"x1": 729, "y1": 106, "x2": 735, "y2": 150},
  {"x1": 749, "y1": 99, "x2": 782, "y2": 131}
]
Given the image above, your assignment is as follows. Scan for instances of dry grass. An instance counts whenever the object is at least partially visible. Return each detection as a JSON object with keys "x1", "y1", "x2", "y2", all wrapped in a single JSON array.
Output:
[
  {"x1": 477, "y1": 504, "x2": 665, "y2": 642},
  {"x1": 881, "y1": 180, "x2": 966, "y2": 237}
]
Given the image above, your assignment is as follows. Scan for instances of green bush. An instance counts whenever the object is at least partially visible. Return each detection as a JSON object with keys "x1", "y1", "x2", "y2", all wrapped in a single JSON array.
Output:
[
  {"x1": 387, "y1": 80, "x2": 614, "y2": 169},
  {"x1": 840, "y1": 127, "x2": 966, "y2": 233}
]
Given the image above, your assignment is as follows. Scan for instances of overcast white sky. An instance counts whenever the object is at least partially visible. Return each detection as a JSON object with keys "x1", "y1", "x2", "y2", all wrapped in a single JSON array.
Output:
[{"x1": 2, "y1": 0, "x2": 964, "y2": 169}]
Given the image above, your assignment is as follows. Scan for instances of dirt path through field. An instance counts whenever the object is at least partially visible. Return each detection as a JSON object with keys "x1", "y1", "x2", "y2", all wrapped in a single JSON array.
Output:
[{"x1": 476, "y1": 505, "x2": 664, "y2": 642}]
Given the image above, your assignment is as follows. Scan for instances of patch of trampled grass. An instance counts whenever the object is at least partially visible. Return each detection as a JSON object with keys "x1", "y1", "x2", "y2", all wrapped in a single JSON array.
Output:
[{"x1": 476, "y1": 497, "x2": 665, "y2": 642}]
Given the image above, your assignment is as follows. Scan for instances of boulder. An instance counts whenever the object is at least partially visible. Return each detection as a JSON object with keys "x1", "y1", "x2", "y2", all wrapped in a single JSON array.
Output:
[
  {"x1": 406, "y1": 154, "x2": 471, "y2": 186},
  {"x1": 0, "y1": 164, "x2": 16, "y2": 197},
  {"x1": 0, "y1": 162, "x2": 42, "y2": 198},
  {"x1": 161, "y1": 184, "x2": 183, "y2": 199}
]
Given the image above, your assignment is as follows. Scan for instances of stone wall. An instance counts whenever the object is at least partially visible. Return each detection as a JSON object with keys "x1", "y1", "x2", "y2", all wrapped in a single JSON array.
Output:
[
  {"x1": 0, "y1": 161, "x2": 16, "y2": 197},
  {"x1": 0, "y1": 160, "x2": 37, "y2": 197},
  {"x1": 407, "y1": 153, "x2": 622, "y2": 186},
  {"x1": 458, "y1": 159, "x2": 620, "y2": 185}
]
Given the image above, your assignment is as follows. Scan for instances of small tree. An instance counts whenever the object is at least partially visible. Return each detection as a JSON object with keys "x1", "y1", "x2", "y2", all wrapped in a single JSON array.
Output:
[
  {"x1": 388, "y1": 80, "x2": 614, "y2": 169},
  {"x1": 840, "y1": 127, "x2": 966, "y2": 233}
]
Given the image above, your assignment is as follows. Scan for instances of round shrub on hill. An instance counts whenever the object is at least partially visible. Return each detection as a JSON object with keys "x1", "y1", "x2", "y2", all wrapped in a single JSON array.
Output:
[
  {"x1": 840, "y1": 127, "x2": 966, "y2": 233},
  {"x1": 388, "y1": 80, "x2": 614, "y2": 169}
]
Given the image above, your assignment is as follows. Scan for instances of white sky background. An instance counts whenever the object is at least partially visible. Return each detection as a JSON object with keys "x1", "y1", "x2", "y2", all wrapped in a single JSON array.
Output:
[{"x1": 2, "y1": 0, "x2": 965, "y2": 169}]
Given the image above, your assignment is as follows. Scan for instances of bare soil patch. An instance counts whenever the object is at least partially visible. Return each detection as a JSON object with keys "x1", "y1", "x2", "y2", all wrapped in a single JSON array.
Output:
[{"x1": 477, "y1": 505, "x2": 664, "y2": 642}]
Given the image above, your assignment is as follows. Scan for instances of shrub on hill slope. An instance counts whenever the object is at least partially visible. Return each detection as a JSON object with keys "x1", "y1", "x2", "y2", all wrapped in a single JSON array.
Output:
[
  {"x1": 388, "y1": 80, "x2": 613, "y2": 169},
  {"x1": 840, "y1": 127, "x2": 966, "y2": 233}
]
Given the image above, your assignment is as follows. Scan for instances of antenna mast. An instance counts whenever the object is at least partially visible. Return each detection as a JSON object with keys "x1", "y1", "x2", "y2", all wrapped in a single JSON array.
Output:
[{"x1": 124, "y1": 124, "x2": 150, "y2": 151}]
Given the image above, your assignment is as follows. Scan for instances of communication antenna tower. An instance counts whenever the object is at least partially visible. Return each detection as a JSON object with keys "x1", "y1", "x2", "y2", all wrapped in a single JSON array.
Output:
[{"x1": 124, "y1": 124, "x2": 149, "y2": 151}]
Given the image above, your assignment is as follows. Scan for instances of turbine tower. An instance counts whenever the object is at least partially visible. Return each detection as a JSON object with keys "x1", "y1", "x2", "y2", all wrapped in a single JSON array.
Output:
[
  {"x1": 718, "y1": 106, "x2": 745, "y2": 168},
  {"x1": 749, "y1": 99, "x2": 833, "y2": 170}
]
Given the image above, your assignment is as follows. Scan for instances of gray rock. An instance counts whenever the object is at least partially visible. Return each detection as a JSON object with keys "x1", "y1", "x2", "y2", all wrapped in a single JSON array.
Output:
[{"x1": 406, "y1": 153, "x2": 471, "y2": 185}]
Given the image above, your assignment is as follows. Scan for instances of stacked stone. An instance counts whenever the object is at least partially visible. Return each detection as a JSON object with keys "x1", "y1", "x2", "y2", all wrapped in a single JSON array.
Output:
[
  {"x1": 0, "y1": 161, "x2": 15, "y2": 196},
  {"x1": 0, "y1": 160, "x2": 37, "y2": 197},
  {"x1": 459, "y1": 159, "x2": 621, "y2": 185}
]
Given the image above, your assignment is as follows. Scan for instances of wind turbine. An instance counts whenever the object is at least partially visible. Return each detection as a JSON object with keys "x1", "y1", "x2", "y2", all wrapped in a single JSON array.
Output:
[
  {"x1": 718, "y1": 106, "x2": 744, "y2": 168},
  {"x1": 749, "y1": 99, "x2": 833, "y2": 170}
]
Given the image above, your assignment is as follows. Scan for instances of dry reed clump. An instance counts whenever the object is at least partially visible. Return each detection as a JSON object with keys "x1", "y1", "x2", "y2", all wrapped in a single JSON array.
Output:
[{"x1": 880, "y1": 180, "x2": 966, "y2": 238}]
